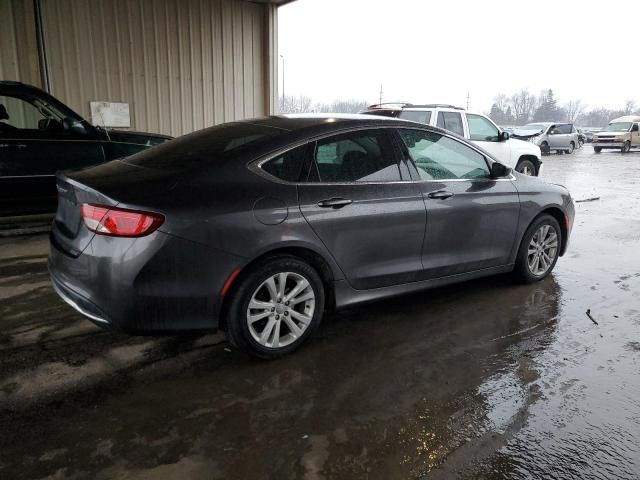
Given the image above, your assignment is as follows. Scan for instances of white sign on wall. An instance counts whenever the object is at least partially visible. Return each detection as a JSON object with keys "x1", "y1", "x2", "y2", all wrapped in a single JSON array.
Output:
[{"x1": 90, "y1": 101, "x2": 131, "y2": 128}]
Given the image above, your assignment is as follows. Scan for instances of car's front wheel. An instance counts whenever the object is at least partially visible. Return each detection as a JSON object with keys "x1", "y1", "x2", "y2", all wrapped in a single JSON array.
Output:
[
  {"x1": 516, "y1": 159, "x2": 536, "y2": 176},
  {"x1": 225, "y1": 255, "x2": 325, "y2": 358},
  {"x1": 622, "y1": 141, "x2": 631, "y2": 153},
  {"x1": 513, "y1": 214, "x2": 562, "y2": 284},
  {"x1": 594, "y1": 146, "x2": 602, "y2": 153}
]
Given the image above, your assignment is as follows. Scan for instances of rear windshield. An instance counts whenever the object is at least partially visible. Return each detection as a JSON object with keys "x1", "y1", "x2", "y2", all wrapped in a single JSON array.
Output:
[{"x1": 123, "y1": 123, "x2": 284, "y2": 170}]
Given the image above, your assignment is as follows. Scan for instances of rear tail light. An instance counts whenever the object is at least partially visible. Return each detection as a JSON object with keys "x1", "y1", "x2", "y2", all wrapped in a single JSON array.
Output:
[{"x1": 80, "y1": 204, "x2": 164, "y2": 237}]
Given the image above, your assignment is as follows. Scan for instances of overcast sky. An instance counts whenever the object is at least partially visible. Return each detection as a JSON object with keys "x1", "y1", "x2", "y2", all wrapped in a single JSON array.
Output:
[{"x1": 279, "y1": 0, "x2": 639, "y2": 112}]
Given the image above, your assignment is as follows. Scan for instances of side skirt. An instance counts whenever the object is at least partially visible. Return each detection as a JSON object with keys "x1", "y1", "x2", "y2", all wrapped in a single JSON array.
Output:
[{"x1": 333, "y1": 264, "x2": 514, "y2": 310}]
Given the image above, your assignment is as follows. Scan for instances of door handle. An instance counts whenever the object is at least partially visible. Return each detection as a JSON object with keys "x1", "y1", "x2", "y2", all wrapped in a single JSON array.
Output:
[
  {"x1": 317, "y1": 197, "x2": 352, "y2": 209},
  {"x1": 427, "y1": 190, "x2": 454, "y2": 200}
]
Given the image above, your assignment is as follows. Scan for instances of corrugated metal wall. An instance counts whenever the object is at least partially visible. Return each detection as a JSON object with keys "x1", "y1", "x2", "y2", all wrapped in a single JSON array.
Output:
[
  {"x1": 37, "y1": 0, "x2": 274, "y2": 137},
  {"x1": 0, "y1": 0, "x2": 41, "y2": 86}
]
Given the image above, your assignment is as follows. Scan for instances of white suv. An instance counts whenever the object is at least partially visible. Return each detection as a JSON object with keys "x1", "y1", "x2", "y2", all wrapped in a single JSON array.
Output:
[{"x1": 362, "y1": 103, "x2": 543, "y2": 176}]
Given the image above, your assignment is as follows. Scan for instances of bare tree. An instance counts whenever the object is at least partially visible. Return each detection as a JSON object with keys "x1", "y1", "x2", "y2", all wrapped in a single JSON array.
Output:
[
  {"x1": 279, "y1": 95, "x2": 313, "y2": 113},
  {"x1": 314, "y1": 99, "x2": 369, "y2": 114},
  {"x1": 564, "y1": 99, "x2": 585, "y2": 123},
  {"x1": 510, "y1": 89, "x2": 537, "y2": 125},
  {"x1": 624, "y1": 99, "x2": 637, "y2": 115}
]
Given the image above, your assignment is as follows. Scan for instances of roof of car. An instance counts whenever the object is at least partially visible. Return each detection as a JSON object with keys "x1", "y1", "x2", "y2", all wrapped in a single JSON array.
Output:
[{"x1": 241, "y1": 113, "x2": 413, "y2": 132}]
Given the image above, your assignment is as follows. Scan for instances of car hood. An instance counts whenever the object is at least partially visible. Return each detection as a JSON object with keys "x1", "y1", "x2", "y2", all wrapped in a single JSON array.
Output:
[
  {"x1": 511, "y1": 127, "x2": 545, "y2": 138},
  {"x1": 107, "y1": 129, "x2": 172, "y2": 145},
  {"x1": 595, "y1": 131, "x2": 626, "y2": 136}
]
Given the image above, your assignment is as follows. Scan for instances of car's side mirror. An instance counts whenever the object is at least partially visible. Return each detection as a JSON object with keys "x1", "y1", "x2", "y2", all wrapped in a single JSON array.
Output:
[
  {"x1": 490, "y1": 162, "x2": 511, "y2": 178},
  {"x1": 63, "y1": 117, "x2": 87, "y2": 135},
  {"x1": 549, "y1": 130, "x2": 556, "y2": 135},
  {"x1": 500, "y1": 131, "x2": 510, "y2": 141}
]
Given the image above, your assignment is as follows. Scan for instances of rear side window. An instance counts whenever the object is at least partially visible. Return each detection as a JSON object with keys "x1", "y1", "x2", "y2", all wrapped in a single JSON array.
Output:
[
  {"x1": 436, "y1": 111, "x2": 464, "y2": 136},
  {"x1": 467, "y1": 114, "x2": 500, "y2": 142},
  {"x1": 308, "y1": 130, "x2": 401, "y2": 183},
  {"x1": 399, "y1": 129, "x2": 489, "y2": 180},
  {"x1": 124, "y1": 123, "x2": 283, "y2": 170},
  {"x1": 399, "y1": 110, "x2": 432, "y2": 124},
  {"x1": 261, "y1": 144, "x2": 309, "y2": 182}
]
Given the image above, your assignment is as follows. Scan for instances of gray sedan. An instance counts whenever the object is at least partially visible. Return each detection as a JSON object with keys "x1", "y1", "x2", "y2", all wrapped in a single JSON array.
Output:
[{"x1": 49, "y1": 114, "x2": 574, "y2": 358}]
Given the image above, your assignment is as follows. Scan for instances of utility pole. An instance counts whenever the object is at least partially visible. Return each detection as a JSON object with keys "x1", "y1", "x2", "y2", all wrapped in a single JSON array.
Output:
[
  {"x1": 466, "y1": 91, "x2": 470, "y2": 110},
  {"x1": 379, "y1": 84, "x2": 383, "y2": 105},
  {"x1": 280, "y1": 54, "x2": 285, "y2": 112}
]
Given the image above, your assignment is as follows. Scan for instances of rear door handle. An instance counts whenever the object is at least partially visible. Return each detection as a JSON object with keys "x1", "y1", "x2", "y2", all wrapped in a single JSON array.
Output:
[
  {"x1": 427, "y1": 190, "x2": 454, "y2": 200},
  {"x1": 317, "y1": 197, "x2": 352, "y2": 209}
]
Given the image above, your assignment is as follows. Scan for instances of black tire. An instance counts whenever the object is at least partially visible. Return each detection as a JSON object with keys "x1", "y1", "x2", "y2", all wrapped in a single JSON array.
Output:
[
  {"x1": 513, "y1": 214, "x2": 562, "y2": 284},
  {"x1": 225, "y1": 255, "x2": 325, "y2": 359},
  {"x1": 622, "y1": 141, "x2": 631, "y2": 154},
  {"x1": 566, "y1": 142, "x2": 575, "y2": 154},
  {"x1": 594, "y1": 147, "x2": 602, "y2": 153},
  {"x1": 515, "y1": 159, "x2": 536, "y2": 176},
  {"x1": 540, "y1": 142, "x2": 550, "y2": 156}
]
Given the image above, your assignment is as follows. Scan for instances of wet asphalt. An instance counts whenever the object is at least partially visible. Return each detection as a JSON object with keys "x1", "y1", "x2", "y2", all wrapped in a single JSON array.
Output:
[{"x1": 1, "y1": 147, "x2": 639, "y2": 479}]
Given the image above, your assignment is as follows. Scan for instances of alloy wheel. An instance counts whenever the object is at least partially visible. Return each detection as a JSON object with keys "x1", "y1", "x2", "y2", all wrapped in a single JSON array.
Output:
[
  {"x1": 527, "y1": 224, "x2": 559, "y2": 276},
  {"x1": 246, "y1": 272, "x2": 316, "y2": 349}
]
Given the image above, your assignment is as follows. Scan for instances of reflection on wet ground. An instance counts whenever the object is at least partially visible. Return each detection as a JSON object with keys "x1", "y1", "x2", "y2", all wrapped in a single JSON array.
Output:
[{"x1": 1, "y1": 149, "x2": 639, "y2": 479}]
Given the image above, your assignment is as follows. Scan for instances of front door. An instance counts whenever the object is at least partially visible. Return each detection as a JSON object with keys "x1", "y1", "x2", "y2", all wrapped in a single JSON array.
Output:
[
  {"x1": 465, "y1": 113, "x2": 511, "y2": 166},
  {"x1": 397, "y1": 128, "x2": 520, "y2": 279},
  {"x1": 297, "y1": 128, "x2": 426, "y2": 290},
  {"x1": 0, "y1": 94, "x2": 105, "y2": 216}
]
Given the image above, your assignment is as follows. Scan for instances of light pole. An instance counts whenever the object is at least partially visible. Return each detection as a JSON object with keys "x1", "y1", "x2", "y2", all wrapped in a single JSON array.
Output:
[{"x1": 280, "y1": 54, "x2": 285, "y2": 113}]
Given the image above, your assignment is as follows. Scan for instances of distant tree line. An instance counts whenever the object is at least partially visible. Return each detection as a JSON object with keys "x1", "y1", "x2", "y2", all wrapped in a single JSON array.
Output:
[
  {"x1": 279, "y1": 95, "x2": 369, "y2": 114},
  {"x1": 488, "y1": 89, "x2": 638, "y2": 128}
]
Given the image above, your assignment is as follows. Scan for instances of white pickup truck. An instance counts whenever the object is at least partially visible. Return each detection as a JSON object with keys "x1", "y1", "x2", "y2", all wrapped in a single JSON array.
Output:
[{"x1": 362, "y1": 103, "x2": 544, "y2": 176}]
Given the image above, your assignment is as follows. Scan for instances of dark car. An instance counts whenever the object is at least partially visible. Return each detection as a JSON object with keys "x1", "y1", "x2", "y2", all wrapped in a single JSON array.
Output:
[
  {"x1": 0, "y1": 81, "x2": 171, "y2": 217},
  {"x1": 49, "y1": 114, "x2": 574, "y2": 358}
]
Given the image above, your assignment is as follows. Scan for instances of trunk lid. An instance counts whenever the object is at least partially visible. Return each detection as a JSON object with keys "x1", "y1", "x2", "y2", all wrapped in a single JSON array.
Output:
[{"x1": 51, "y1": 160, "x2": 181, "y2": 256}]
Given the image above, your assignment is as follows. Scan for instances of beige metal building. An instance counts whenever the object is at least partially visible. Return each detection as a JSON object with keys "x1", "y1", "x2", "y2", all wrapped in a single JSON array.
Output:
[{"x1": 0, "y1": 0, "x2": 290, "y2": 137}]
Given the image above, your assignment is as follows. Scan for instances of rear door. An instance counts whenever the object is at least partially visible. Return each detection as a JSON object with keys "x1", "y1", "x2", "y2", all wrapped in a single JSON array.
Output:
[
  {"x1": 436, "y1": 110, "x2": 465, "y2": 137},
  {"x1": 297, "y1": 128, "x2": 426, "y2": 290},
  {"x1": 397, "y1": 128, "x2": 520, "y2": 279},
  {"x1": 0, "y1": 93, "x2": 104, "y2": 216}
]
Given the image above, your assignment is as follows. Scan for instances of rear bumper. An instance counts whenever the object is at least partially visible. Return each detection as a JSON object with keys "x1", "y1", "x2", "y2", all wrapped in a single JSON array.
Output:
[
  {"x1": 50, "y1": 270, "x2": 114, "y2": 328},
  {"x1": 49, "y1": 229, "x2": 244, "y2": 333}
]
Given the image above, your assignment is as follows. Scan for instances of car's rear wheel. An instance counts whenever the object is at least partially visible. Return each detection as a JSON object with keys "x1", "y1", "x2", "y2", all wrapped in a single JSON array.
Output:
[
  {"x1": 594, "y1": 146, "x2": 602, "y2": 153},
  {"x1": 566, "y1": 142, "x2": 575, "y2": 154},
  {"x1": 622, "y1": 141, "x2": 631, "y2": 153},
  {"x1": 516, "y1": 159, "x2": 536, "y2": 176},
  {"x1": 225, "y1": 255, "x2": 324, "y2": 358},
  {"x1": 513, "y1": 214, "x2": 562, "y2": 284}
]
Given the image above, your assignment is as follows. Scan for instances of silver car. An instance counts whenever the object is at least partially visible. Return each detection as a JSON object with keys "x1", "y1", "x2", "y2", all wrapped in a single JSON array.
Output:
[{"x1": 512, "y1": 122, "x2": 579, "y2": 155}]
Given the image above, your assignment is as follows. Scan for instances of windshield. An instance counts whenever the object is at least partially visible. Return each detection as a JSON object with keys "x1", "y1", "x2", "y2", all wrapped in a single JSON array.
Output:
[
  {"x1": 123, "y1": 123, "x2": 284, "y2": 170},
  {"x1": 604, "y1": 122, "x2": 632, "y2": 132}
]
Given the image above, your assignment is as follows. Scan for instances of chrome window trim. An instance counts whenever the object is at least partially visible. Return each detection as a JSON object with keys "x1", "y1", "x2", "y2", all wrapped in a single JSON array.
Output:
[
  {"x1": 249, "y1": 124, "x2": 515, "y2": 186},
  {"x1": 250, "y1": 125, "x2": 412, "y2": 185}
]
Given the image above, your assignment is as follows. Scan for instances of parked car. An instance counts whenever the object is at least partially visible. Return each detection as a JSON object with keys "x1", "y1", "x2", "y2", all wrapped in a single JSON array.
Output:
[
  {"x1": 0, "y1": 81, "x2": 171, "y2": 217},
  {"x1": 49, "y1": 114, "x2": 575, "y2": 358},
  {"x1": 511, "y1": 122, "x2": 579, "y2": 155},
  {"x1": 592, "y1": 116, "x2": 640, "y2": 153},
  {"x1": 361, "y1": 104, "x2": 543, "y2": 176}
]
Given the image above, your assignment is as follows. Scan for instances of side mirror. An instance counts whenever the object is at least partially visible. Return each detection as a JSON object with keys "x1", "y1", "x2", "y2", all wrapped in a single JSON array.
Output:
[
  {"x1": 500, "y1": 131, "x2": 510, "y2": 141},
  {"x1": 549, "y1": 130, "x2": 556, "y2": 135},
  {"x1": 63, "y1": 117, "x2": 87, "y2": 135},
  {"x1": 490, "y1": 162, "x2": 511, "y2": 178}
]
